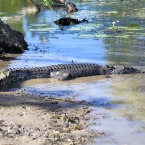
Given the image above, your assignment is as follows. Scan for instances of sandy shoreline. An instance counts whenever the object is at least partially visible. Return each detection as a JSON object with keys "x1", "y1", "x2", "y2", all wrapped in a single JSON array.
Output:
[{"x1": 0, "y1": 92, "x2": 105, "y2": 145}]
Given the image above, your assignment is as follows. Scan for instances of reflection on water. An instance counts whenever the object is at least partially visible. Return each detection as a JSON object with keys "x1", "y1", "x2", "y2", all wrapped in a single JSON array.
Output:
[
  {"x1": 110, "y1": 73, "x2": 145, "y2": 123},
  {"x1": 17, "y1": 75, "x2": 110, "y2": 102},
  {"x1": 1, "y1": 0, "x2": 145, "y2": 144},
  {"x1": 1, "y1": 0, "x2": 145, "y2": 67}
]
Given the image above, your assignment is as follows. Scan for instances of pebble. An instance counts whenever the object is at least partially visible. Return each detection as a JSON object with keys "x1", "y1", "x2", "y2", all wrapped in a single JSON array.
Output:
[{"x1": 12, "y1": 128, "x2": 21, "y2": 134}]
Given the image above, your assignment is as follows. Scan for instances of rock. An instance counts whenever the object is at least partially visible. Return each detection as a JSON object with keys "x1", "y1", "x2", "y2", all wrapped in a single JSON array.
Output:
[
  {"x1": 12, "y1": 128, "x2": 21, "y2": 134},
  {"x1": 0, "y1": 19, "x2": 28, "y2": 54},
  {"x1": 7, "y1": 132, "x2": 15, "y2": 138}
]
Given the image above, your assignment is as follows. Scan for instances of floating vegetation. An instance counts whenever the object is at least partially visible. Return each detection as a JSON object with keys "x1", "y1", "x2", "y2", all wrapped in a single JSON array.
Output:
[
  {"x1": 76, "y1": 10, "x2": 98, "y2": 15},
  {"x1": 77, "y1": 33, "x2": 131, "y2": 39},
  {"x1": 139, "y1": 33, "x2": 145, "y2": 37},
  {"x1": 107, "y1": 26, "x2": 144, "y2": 31},
  {"x1": 128, "y1": 24, "x2": 139, "y2": 28},
  {"x1": 28, "y1": 23, "x2": 57, "y2": 32},
  {"x1": 77, "y1": 33, "x2": 112, "y2": 39},
  {"x1": 67, "y1": 24, "x2": 100, "y2": 31},
  {"x1": 28, "y1": 23, "x2": 49, "y2": 27},
  {"x1": 29, "y1": 27, "x2": 57, "y2": 32},
  {"x1": 105, "y1": 11, "x2": 119, "y2": 15},
  {"x1": 114, "y1": 34, "x2": 130, "y2": 39}
]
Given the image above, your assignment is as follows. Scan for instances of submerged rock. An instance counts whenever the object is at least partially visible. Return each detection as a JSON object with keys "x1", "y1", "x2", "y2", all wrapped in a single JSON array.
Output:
[
  {"x1": 54, "y1": 17, "x2": 88, "y2": 26},
  {"x1": 0, "y1": 19, "x2": 28, "y2": 54}
]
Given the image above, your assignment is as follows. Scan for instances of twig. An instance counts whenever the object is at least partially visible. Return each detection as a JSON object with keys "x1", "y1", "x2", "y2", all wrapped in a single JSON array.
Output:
[{"x1": 47, "y1": 1, "x2": 60, "y2": 17}]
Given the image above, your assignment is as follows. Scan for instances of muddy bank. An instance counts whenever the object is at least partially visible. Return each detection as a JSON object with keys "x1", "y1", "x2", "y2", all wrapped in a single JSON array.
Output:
[{"x1": 0, "y1": 92, "x2": 105, "y2": 145}]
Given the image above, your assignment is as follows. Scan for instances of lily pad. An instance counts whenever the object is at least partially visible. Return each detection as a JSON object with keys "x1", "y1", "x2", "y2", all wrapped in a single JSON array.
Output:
[
  {"x1": 108, "y1": 26, "x2": 144, "y2": 31},
  {"x1": 77, "y1": 32, "x2": 131, "y2": 39},
  {"x1": 67, "y1": 23, "x2": 102, "y2": 31},
  {"x1": 114, "y1": 35, "x2": 130, "y2": 38},
  {"x1": 68, "y1": 27, "x2": 85, "y2": 31},
  {"x1": 139, "y1": 33, "x2": 145, "y2": 37},
  {"x1": 29, "y1": 27, "x2": 57, "y2": 32},
  {"x1": 105, "y1": 11, "x2": 119, "y2": 15},
  {"x1": 77, "y1": 33, "x2": 113, "y2": 39},
  {"x1": 28, "y1": 23, "x2": 49, "y2": 27}
]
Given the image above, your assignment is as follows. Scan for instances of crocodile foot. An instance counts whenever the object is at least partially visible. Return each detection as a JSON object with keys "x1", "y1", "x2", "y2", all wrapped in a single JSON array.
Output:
[{"x1": 50, "y1": 71, "x2": 73, "y2": 80}]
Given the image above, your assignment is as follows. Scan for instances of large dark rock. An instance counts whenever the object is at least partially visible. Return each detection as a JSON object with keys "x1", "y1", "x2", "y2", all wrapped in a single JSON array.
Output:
[{"x1": 0, "y1": 19, "x2": 28, "y2": 54}]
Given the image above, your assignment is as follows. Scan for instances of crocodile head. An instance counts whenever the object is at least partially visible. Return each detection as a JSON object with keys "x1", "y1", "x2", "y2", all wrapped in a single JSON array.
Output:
[{"x1": 111, "y1": 66, "x2": 144, "y2": 74}]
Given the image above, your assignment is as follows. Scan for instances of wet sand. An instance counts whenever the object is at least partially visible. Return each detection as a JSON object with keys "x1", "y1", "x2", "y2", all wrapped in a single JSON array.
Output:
[{"x1": 0, "y1": 92, "x2": 105, "y2": 145}]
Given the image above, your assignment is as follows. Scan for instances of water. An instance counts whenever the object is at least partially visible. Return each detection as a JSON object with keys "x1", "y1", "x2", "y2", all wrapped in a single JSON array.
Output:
[{"x1": 1, "y1": 0, "x2": 145, "y2": 144}]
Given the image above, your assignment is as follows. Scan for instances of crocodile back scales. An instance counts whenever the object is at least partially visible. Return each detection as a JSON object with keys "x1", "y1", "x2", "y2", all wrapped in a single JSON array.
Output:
[{"x1": 0, "y1": 63, "x2": 102, "y2": 87}]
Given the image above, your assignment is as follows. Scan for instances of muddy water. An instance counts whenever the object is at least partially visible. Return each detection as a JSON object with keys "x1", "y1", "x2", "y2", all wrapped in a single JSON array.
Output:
[{"x1": 1, "y1": 0, "x2": 145, "y2": 144}]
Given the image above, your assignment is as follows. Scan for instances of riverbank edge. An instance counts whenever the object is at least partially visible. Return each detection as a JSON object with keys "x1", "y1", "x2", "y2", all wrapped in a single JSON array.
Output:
[{"x1": 0, "y1": 92, "x2": 105, "y2": 145}]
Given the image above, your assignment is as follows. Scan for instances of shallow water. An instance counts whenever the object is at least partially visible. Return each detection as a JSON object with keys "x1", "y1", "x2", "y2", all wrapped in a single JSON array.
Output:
[
  {"x1": 11, "y1": 74, "x2": 145, "y2": 145},
  {"x1": 1, "y1": 0, "x2": 145, "y2": 144}
]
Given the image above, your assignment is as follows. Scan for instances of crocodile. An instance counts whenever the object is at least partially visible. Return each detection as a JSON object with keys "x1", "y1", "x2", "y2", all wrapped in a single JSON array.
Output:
[{"x1": 0, "y1": 63, "x2": 144, "y2": 88}]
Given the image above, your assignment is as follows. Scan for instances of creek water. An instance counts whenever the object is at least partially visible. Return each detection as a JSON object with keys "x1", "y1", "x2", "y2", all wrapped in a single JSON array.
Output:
[{"x1": 1, "y1": 0, "x2": 145, "y2": 144}]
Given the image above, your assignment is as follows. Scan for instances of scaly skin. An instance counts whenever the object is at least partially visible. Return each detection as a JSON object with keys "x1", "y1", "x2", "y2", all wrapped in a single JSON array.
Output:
[{"x1": 0, "y1": 63, "x2": 144, "y2": 87}]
